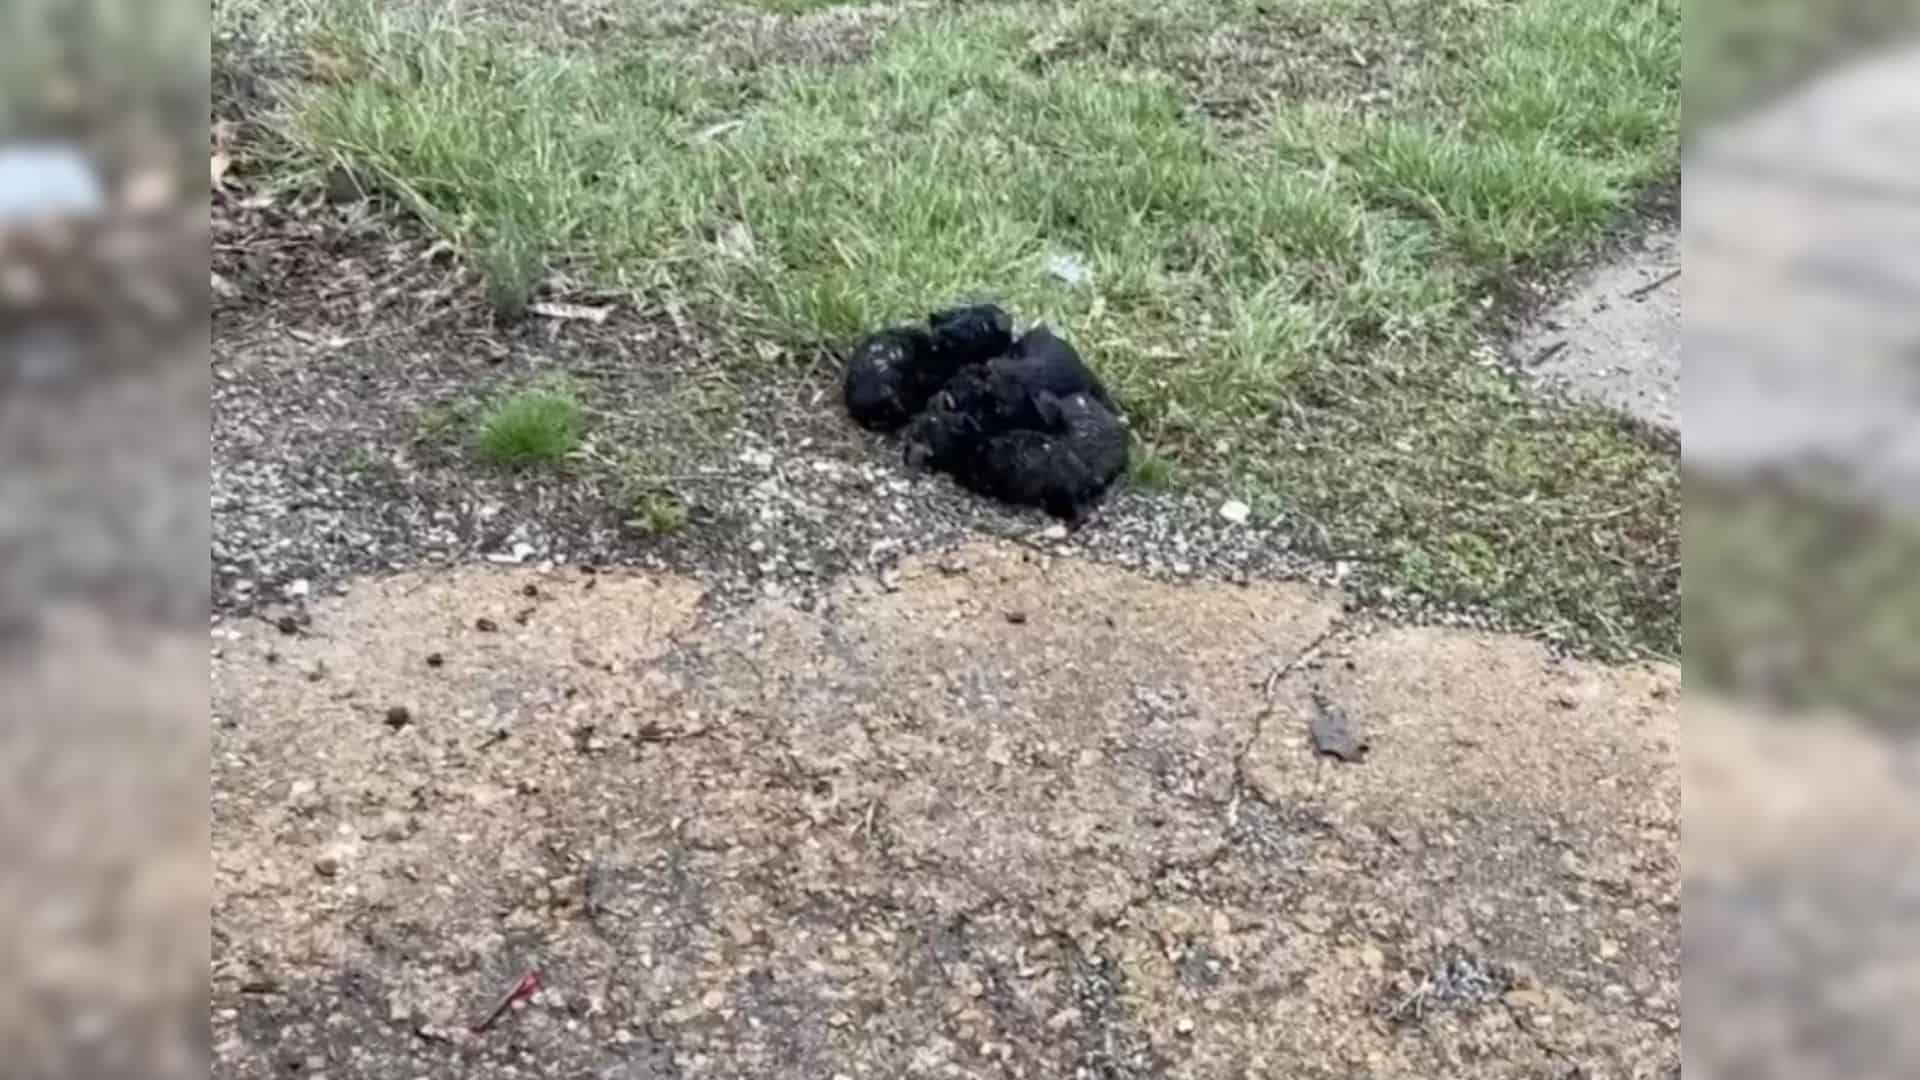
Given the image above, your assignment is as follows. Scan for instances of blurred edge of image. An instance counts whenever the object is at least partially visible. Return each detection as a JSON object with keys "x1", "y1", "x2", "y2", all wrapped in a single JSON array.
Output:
[
  {"x1": 0, "y1": 1, "x2": 209, "y2": 1079},
  {"x1": 1685, "y1": 1, "x2": 1920, "y2": 1079}
]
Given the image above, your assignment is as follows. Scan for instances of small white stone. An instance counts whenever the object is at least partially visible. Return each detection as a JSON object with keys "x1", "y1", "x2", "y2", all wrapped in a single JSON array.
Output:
[
  {"x1": 285, "y1": 578, "x2": 311, "y2": 599},
  {"x1": 1044, "y1": 252, "x2": 1093, "y2": 287},
  {"x1": 1218, "y1": 500, "x2": 1251, "y2": 525}
]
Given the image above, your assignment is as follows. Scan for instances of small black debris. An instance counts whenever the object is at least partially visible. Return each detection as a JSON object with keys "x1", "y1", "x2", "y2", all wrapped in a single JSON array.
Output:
[
  {"x1": 1005, "y1": 611, "x2": 1028, "y2": 625},
  {"x1": 1309, "y1": 690, "x2": 1368, "y2": 763},
  {"x1": 425, "y1": 652, "x2": 444, "y2": 668},
  {"x1": 571, "y1": 724, "x2": 600, "y2": 754},
  {"x1": 384, "y1": 705, "x2": 412, "y2": 730},
  {"x1": 474, "y1": 617, "x2": 499, "y2": 633},
  {"x1": 522, "y1": 584, "x2": 540, "y2": 598},
  {"x1": 275, "y1": 614, "x2": 301, "y2": 636}
]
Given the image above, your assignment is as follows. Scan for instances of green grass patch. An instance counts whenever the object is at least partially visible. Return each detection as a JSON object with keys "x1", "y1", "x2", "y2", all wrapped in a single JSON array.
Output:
[
  {"x1": 1129, "y1": 444, "x2": 1177, "y2": 491},
  {"x1": 276, "y1": 0, "x2": 1680, "y2": 655},
  {"x1": 627, "y1": 491, "x2": 691, "y2": 535},
  {"x1": 476, "y1": 386, "x2": 585, "y2": 467}
]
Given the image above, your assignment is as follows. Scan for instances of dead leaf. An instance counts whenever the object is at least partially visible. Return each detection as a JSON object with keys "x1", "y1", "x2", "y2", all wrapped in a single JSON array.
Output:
[
  {"x1": 527, "y1": 302, "x2": 610, "y2": 325},
  {"x1": 306, "y1": 48, "x2": 355, "y2": 86},
  {"x1": 1502, "y1": 988, "x2": 1547, "y2": 1010},
  {"x1": 694, "y1": 119, "x2": 745, "y2": 142},
  {"x1": 1308, "y1": 690, "x2": 1368, "y2": 763},
  {"x1": 715, "y1": 221, "x2": 756, "y2": 260}
]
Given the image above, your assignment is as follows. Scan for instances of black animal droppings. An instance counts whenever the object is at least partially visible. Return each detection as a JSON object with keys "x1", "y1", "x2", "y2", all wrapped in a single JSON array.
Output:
[
  {"x1": 843, "y1": 303, "x2": 1015, "y2": 433},
  {"x1": 845, "y1": 304, "x2": 1128, "y2": 522},
  {"x1": 927, "y1": 303, "x2": 1014, "y2": 369},
  {"x1": 992, "y1": 324, "x2": 1116, "y2": 416},
  {"x1": 843, "y1": 325, "x2": 935, "y2": 432},
  {"x1": 959, "y1": 391, "x2": 1128, "y2": 524}
]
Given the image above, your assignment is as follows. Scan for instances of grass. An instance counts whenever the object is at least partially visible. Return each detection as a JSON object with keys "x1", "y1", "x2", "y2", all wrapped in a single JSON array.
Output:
[
  {"x1": 1129, "y1": 446, "x2": 1176, "y2": 491},
  {"x1": 627, "y1": 492, "x2": 691, "y2": 535},
  {"x1": 475, "y1": 386, "x2": 584, "y2": 468},
  {"x1": 1687, "y1": 472, "x2": 1920, "y2": 730},
  {"x1": 234, "y1": 0, "x2": 1680, "y2": 656}
]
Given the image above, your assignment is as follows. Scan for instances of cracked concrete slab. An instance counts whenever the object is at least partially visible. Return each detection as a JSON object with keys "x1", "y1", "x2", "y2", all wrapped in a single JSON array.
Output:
[{"x1": 212, "y1": 542, "x2": 1677, "y2": 1078}]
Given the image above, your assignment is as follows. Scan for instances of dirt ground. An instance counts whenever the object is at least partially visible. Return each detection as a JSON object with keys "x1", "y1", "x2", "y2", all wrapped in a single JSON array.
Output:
[{"x1": 212, "y1": 541, "x2": 1678, "y2": 1079}]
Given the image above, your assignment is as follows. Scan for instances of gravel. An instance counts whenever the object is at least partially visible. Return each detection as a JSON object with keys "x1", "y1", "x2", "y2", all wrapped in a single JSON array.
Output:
[
  {"x1": 212, "y1": 331, "x2": 1336, "y2": 619},
  {"x1": 209, "y1": 202, "x2": 1347, "y2": 625}
]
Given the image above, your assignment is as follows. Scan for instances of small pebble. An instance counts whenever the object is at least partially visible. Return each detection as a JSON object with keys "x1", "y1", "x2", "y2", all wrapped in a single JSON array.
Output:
[
  {"x1": 425, "y1": 652, "x2": 444, "y2": 668},
  {"x1": 1218, "y1": 500, "x2": 1251, "y2": 525},
  {"x1": 384, "y1": 705, "x2": 411, "y2": 730},
  {"x1": 474, "y1": 617, "x2": 498, "y2": 632}
]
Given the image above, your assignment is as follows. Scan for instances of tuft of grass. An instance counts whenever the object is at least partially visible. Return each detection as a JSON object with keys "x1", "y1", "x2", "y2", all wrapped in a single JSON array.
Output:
[
  {"x1": 1129, "y1": 444, "x2": 1176, "y2": 491},
  {"x1": 475, "y1": 387, "x2": 584, "y2": 468},
  {"x1": 483, "y1": 224, "x2": 543, "y2": 324},
  {"x1": 627, "y1": 491, "x2": 690, "y2": 535},
  {"x1": 279, "y1": 0, "x2": 1680, "y2": 655}
]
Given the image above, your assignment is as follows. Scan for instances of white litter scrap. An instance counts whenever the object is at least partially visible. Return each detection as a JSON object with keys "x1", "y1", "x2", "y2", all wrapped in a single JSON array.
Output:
[
  {"x1": 0, "y1": 144, "x2": 105, "y2": 223},
  {"x1": 1043, "y1": 252, "x2": 1093, "y2": 287}
]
